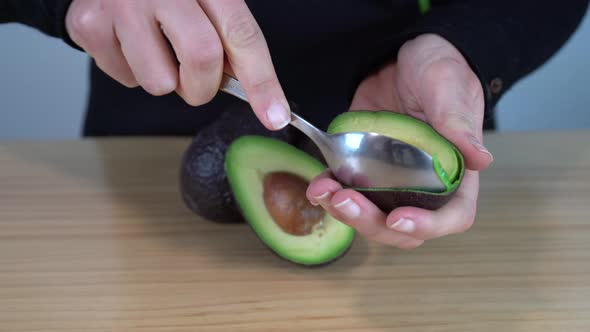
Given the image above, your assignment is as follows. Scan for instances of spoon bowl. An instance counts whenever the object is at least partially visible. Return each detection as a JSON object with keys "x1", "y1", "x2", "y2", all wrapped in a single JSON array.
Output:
[
  {"x1": 322, "y1": 131, "x2": 445, "y2": 190},
  {"x1": 220, "y1": 74, "x2": 446, "y2": 191}
]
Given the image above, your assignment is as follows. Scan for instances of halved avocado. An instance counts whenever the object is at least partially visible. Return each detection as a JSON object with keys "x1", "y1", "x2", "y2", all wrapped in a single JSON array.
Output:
[
  {"x1": 180, "y1": 104, "x2": 295, "y2": 223},
  {"x1": 327, "y1": 111, "x2": 465, "y2": 211},
  {"x1": 225, "y1": 135, "x2": 355, "y2": 266}
]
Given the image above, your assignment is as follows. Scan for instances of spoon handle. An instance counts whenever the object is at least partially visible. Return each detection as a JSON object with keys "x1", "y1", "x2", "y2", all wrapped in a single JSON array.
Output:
[
  {"x1": 219, "y1": 74, "x2": 331, "y2": 148},
  {"x1": 288, "y1": 112, "x2": 331, "y2": 149},
  {"x1": 219, "y1": 74, "x2": 248, "y2": 102}
]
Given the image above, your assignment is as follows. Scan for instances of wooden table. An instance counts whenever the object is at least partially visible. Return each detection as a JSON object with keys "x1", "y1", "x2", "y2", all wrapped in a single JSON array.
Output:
[{"x1": 1, "y1": 131, "x2": 589, "y2": 331}]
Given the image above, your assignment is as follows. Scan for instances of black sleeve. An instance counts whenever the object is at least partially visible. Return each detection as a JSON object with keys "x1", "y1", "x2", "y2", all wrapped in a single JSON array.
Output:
[
  {"x1": 402, "y1": 0, "x2": 589, "y2": 119},
  {"x1": 0, "y1": 0, "x2": 76, "y2": 48}
]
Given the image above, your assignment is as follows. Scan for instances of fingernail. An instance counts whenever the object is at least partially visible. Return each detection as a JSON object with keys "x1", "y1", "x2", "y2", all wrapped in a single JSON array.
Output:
[
  {"x1": 389, "y1": 218, "x2": 416, "y2": 234},
  {"x1": 333, "y1": 198, "x2": 361, "y2": 219},
  {"x1": 266, "y1": 102, "x2": 290, "y2": 129},
  {"x1": 313, "y1": 191, "x2": 330, "y2": 201},
  {"x1": 469, "y1": 135, "x2": 494, "y2": 163},
  {"x1": 309, "y1": 192, "x2": 329, "y2": 206},
  {"x1": 313, "y1": 192, "x2": 329, "y2": 201}
]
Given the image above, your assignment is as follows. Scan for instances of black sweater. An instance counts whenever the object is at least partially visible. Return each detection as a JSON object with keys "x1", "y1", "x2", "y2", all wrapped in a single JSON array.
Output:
[{"x1": 2, "y1": 0, "x2": 589, "y2": 136}]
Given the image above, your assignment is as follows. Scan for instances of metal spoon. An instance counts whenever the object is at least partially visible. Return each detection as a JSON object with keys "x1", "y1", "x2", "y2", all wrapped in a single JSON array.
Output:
[{"x1": 219, "y1": 74, "x2": 446, "y2": 191}]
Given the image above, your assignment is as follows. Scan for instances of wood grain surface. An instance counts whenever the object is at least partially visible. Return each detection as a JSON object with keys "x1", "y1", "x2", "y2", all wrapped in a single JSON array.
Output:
[{"x1": 1, "y1": 132, "x2": 589, "y2": 331}]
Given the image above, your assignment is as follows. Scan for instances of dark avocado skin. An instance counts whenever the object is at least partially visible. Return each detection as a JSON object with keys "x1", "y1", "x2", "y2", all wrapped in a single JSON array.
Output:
[
  {"x1": 359, "y1": 190, "x2": 455, "y2": 212},
  {"x1": 180, "y1": 103, "x2": 296, "y2": 223}
]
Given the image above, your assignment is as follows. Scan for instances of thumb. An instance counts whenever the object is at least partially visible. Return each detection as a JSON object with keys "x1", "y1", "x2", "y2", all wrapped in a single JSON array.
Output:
[{"x1": 422, "y1": 61, "x2": 493, "y2": 171}]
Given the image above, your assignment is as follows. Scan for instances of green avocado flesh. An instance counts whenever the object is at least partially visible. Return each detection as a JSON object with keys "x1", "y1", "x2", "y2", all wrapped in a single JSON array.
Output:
[
  {"x1": 225, "y1": 135, "x2": 355, "y2": 266},
  {"x1": 327, "y1": 111, "x2": 464, "y2": 193}
]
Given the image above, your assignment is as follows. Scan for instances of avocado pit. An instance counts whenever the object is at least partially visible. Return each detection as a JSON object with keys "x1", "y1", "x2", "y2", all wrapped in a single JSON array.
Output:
[{"x1": 263, "y1": 172, "x2": 325, "y2": 236}]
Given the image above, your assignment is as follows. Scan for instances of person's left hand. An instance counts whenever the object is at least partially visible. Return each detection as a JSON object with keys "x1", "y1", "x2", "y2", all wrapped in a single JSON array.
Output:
[{"x1": 306, "y1": 34, "x2": 494, "y2": 249}]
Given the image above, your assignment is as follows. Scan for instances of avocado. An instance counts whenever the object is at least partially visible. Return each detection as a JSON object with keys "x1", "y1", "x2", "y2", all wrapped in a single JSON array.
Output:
[
  {"x1": 327, "y1": 111, "x2": 465, "y2": 211},
  {"x1": 224, "y1": 135, "x2": 355, "y2": 266},
  {"x1": 180, "y1": 103, "x2": 296, "y2": 223}
]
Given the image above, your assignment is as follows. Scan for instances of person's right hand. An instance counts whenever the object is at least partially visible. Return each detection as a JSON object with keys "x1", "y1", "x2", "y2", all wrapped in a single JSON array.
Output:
[{"x1": 65, "y1": 0, "x2": 291, "y2": 130}]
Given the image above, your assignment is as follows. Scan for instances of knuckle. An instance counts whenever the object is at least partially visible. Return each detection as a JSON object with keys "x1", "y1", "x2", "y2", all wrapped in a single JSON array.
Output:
[
  {"x1": 400, "y1": 39, "x2": 445, "y2": 70},
  {"x1": 114, "y1": 1, "x2": 138, "y2": 20},
  {"x1": 466, "y1": 75, "x2": 485, "y2": 108},
  {"x1": 225, "y1": 14, "x2": 262, "y2": 49},
  {"x1": 397, "y1": 39, "x2": 415, "y2": 62},
  {"x1": 425, "y1": 57, "x2": 462, "y2": 83},
  {"x1": 199, "y1": 41, "x2": 224, "y2": 69},
  {"x1": 183, "y1": 40, "x2": 223, "y2": 73},
  {"x1": 435, "y1": 109, "x2": 477, "y2": 134},
  {"x1": 67, "y1": 6, "x2": 103, "y2": 48},
  {"x1": 249, "y1": 76, "x2": 280, "y2": 96},
  {"x1": 113, "y1": 1, "x2": 146, "y2": 32}
]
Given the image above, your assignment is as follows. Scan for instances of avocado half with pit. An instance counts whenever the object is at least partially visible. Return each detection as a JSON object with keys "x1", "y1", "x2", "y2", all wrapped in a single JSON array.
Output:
[
  {"x1": 327, "y1": 111, "x2": 465, "y2": 211},
  {"x1": 180, "y1": 104, "x2": 295, "y2": 223},
  {"x1": 224, "y1": 135, "x2": 355, "y2": 266}
]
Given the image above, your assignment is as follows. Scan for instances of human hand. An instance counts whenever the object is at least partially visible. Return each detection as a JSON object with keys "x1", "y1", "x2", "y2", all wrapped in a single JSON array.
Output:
[
  {"x1": 66, "y1": 0, "x2": 291, "y2": 130},
  {"x1": 307, "y1": 34, "x2": 493, "y2": 249}
]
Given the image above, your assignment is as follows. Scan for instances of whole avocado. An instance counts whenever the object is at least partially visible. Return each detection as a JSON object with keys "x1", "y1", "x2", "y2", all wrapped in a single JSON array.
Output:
[{"x1": 180, "y1": 103, "x2": 296, "y2": 223}]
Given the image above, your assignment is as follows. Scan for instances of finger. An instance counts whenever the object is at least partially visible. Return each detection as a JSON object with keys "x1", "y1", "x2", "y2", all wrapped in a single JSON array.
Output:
[
  {"x1": 329, "y1": 190, "x2": 424, "y2": 249},
  {"x1": 306, "y1": 172, "x2": 341, "y2": 206},
  {"x1": 311, "y1": 184, "x2": 424, "y2": 249},
  {"x1": 385, "y1": 170, "x2": 480, "y2": 240},
  {"x1": 155, "y1": 0, "x2": 223, "y2": 106},
  {"x1": 200, "y1": 0, "x2": 291, "y2": 130},
  {"x1": 421, "y1": 58, "x2": 493, "y2": 171},
  {"x1": 114, "y1": 2, "x2": 178, "y2": 96},
  {"x1": 65, "y1": 1, "x2": 137, "y2": 87},
  {"x1": 307, "y1": 173, "x2": 424, "y2": 249}
]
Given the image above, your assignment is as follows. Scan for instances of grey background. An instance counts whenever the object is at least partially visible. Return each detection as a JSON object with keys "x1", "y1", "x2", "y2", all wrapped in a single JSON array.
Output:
[{"x1": 1, "y1": 9, "x2": 589, "y2": 139}]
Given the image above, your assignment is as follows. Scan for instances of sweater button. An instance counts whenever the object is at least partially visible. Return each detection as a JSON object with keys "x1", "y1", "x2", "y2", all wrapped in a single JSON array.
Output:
[{"x1": 490, "y1": 78, "x2": 503, "y2": 94}]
